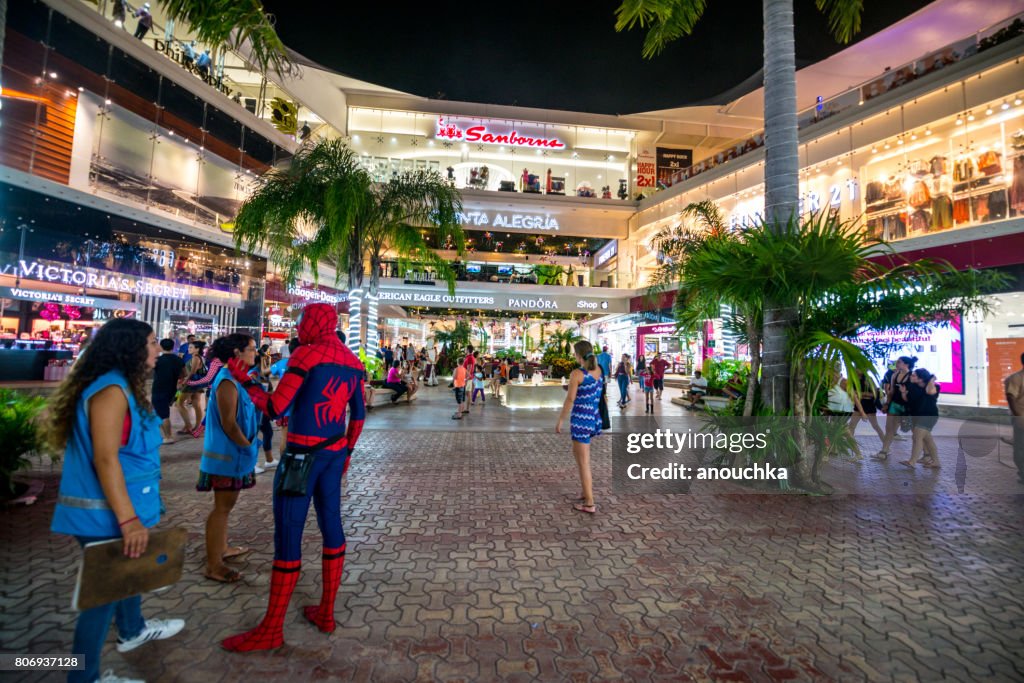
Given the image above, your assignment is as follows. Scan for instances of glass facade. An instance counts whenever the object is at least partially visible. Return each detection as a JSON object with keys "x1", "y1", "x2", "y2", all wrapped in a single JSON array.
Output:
[{"x1": 348, "y1": 108, "x2": 636, "y2": 200}]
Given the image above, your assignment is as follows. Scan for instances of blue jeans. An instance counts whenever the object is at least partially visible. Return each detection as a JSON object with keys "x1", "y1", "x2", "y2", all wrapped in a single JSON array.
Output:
[
  {"x1": 69, "y1": 536, "x2": 145, "y2": 683},
  {"x1": 260, "y1": 413, "x2": 274, "y2": 454},
  {"x1": 617, "y1": 375, "x2": 630, "y2": 404}
]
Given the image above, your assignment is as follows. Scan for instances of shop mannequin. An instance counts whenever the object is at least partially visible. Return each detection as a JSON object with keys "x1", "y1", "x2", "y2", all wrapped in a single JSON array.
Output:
[{"x1": 546, "y1": 169, "x2": 552, "y2": 194}]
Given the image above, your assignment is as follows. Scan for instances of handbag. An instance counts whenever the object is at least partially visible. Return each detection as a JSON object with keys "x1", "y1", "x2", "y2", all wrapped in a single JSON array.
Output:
[
  {"x1": 598, "y1": 380, "x2": 611, "y2": 431},
  {"x1": 276, "y1": 432, "x2": 347, "y2": 497}
]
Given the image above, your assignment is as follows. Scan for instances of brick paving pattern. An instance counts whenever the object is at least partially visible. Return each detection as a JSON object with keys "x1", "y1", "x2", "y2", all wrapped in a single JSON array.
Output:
[{"x1": 2, "y1": 389, "x2": 1024, "y2": 682}]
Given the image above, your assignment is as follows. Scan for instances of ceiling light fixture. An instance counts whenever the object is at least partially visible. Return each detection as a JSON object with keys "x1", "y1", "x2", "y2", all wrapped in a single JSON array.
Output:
[
  {"x1": 986, "y1": 106, "x2": 994, "y2": 115},
  {"x1": 1016, "y1": 95, "x2": 1023, "y2": 106},
  {"x1": 1001, "y1": 100, "x2": 1010, "y2": 110},
  {"x1": 967, "y1": 111, "x2": 975, "y2": 121}
]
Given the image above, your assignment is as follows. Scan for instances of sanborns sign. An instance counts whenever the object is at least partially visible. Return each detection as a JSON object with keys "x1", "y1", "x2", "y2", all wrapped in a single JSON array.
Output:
[{"x1": 436, "y1": 117, "x2": 565, "y2": 149}]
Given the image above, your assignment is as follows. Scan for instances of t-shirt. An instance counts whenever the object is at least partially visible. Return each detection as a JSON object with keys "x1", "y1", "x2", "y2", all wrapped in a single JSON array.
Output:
[
  {"x1": 597, "y1": 352, "x2": 612, "y2": 378},
  {"x1": 473, "y1": 372, "x2": 485, "y2": 389},
  {"x1": 453, "y1": 366, "x2": 468, "y2": 388},
  {"x1": 386, "y1": 367, "x2": 401, "y2": 383},
  {"x1": 827, "y1": 385, "x2": 855, "y2": 413},
  {"x1": 152, "y1": 353, "x2": 185, "y2": 396},
  {"x1": 1004, "y1": 369, "x2": 1024, "y2": 416},
  {"x1": 690, "y1": 377, "x2": 708, "y2": 392},
  {"x1": 650, "y1": 358, "x2": 670, "y2": 379}
]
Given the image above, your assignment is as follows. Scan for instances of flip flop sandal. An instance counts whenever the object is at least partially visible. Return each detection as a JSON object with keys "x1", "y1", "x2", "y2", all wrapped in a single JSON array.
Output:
[
  {"x1": 222, "y1": 547, "x2": 251, "y2": 562},
  {"x1": 899, "y1": 460, "x2": 916, "y2": 468},
  {"x1": 205, "y1": 568, "x2": 243, "y2": 583},
  {"x1": 572, "y1": 503, "x2": 597, "y2": 514}
]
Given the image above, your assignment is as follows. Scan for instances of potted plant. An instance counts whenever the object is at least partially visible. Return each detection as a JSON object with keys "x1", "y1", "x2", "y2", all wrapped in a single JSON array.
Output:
[{"x1": 0, "y1": 389, "x2": 49, "y2": 504}]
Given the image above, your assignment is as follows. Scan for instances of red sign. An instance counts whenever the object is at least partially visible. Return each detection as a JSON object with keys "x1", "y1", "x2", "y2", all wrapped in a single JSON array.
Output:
[{"x1": 436, "y1": 117, "x2": 565, "y2": 149}]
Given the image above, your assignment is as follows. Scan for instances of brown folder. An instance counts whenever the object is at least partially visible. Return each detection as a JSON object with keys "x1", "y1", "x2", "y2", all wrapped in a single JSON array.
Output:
[{"x1": 72, "y1": 527, "x2": 188, "y2": 610}]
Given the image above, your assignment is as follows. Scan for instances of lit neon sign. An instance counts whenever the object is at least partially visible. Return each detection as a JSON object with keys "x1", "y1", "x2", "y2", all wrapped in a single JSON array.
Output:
[{"x1": 436, "y1": 117, "x2": 565, "y2": 149}]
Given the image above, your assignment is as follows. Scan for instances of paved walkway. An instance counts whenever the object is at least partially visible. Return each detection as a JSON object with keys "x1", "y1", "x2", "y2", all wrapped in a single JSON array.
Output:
[{"x1": 2, "y1": 385, "x2": 1023, "y2": 682}]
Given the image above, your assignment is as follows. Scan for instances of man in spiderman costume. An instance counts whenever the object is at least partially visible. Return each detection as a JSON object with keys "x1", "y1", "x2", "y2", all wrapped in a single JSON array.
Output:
[{"x1": 221, "y1": 302, "x2": 365, "y2": 652}]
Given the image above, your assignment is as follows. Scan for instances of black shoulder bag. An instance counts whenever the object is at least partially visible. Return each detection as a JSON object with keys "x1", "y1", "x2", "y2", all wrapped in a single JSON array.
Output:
[{"x1": 276, "y1": 433, "x2": 348, "y2": 497}]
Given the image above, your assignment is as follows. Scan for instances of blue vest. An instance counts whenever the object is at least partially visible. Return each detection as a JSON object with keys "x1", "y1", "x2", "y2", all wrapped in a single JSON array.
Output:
[
  {"x1": 199, "y1": 368, "x2": 259, "y2": 477},
  {"x1": 51, "y1": 371, "x2": 163, "y2": 537}
]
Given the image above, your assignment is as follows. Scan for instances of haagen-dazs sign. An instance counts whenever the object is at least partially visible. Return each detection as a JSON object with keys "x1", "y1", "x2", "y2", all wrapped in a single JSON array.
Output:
[{"x1": 436, "y1": 117, "x2": 565, "y2": 150}]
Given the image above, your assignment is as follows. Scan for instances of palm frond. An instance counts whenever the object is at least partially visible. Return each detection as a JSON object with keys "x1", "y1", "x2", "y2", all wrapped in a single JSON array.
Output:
[
  {"x1": 815, "y1": 0, "x2": 865, "y2": 44},
  {"x1": 615, "y1": 0, "x2": 708, "y2": 58},
  {"x1": 155, "y1": 0, "x2": 294, "y2": 76}
]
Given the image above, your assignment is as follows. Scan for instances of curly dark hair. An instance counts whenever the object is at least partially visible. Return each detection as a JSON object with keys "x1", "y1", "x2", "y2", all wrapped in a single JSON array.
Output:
[
  {"x1": 208, "y1": 334, "x2": 255, "y2": 363},
  {"x1": 47, "y1": 319, "x2": 154, "y2": 451}
]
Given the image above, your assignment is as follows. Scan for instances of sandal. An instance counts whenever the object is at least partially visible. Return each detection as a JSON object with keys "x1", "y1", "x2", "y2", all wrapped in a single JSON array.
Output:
[
  {"x1": 572, "y1": 503, "x2": 596, "y2": 514},
  {"x1": 176, "y1": 429, "x2": 193, "y2": 435},
  {"x1": 205, "y1": 568, "x2": 243, "y2": 583},
  {"x1": 222, "y1": 546, "x2": 251, "y2": 562},
  {"x1": 899, "y1": 460, "x2": 916, "y2": 468},
  {"x1": 871, "y1": 450, "x2": 889, "y2": 460}
]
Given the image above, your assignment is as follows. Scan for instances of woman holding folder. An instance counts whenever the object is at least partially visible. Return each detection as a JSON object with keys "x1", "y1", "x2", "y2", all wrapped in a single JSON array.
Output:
[{"x1": 49, "y1": 319, "x2": 185, "y2": 683}]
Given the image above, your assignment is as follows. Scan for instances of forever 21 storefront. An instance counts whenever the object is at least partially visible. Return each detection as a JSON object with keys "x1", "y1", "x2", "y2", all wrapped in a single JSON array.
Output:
[{"x1": 0, "y1": 183, "x2": 266, "y2": 357}]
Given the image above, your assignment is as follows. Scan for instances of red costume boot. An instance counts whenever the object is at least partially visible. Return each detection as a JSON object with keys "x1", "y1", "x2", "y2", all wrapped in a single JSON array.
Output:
[
  {"x1": 303, "y1": 545, "x2": 345, "y2": 633},
  {"x1": 222, "y1": 560, "x2": 300, "y2": 651}
]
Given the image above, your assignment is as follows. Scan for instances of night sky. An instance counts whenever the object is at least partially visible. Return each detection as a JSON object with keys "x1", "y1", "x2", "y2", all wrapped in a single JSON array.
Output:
[{"x1": 262, "y1": 0, "x2": 934, "y2": 115}]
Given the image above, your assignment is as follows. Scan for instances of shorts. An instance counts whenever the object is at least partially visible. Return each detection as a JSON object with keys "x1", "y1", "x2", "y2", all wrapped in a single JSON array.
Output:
[
  {"x1": 912, "y1": 415, "x2": 939, "y2": 432},
  {"x1": 499, "y1": 378, "x2": 508, "y2": 385},
  {"x1": 152, "y1": 392, "x2": 174, "y2": 420},
  {"x1": 196, "y1": 471, "x2": 256, "y2": 491},
  {"x1": 643, "y1": 386, "x2": 654, "y2": 393},
  {"x1": 888, "y1": 402, "x2": 906, "y2": 416},
  {"x1": 454, "y1": 387, "x2": 466, "y2": 403},
  {"x1": 653, "y1": 379, "x2": 664, "y2": 390}
]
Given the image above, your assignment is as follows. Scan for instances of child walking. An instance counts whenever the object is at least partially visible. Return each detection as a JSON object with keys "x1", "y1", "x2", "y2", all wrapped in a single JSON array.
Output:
[
  {"x1": 642, "y1": 367, "x2": 655, "y2": 413},
  {"x1": 471, "y1": 370, "x2": 486, "y2": 405},
  {"x1": 451, "y1": 358, "x2": 468, "y2": 419},
  {"x1": 556, "y1": 340, "x2": 603, "y2": 514}
]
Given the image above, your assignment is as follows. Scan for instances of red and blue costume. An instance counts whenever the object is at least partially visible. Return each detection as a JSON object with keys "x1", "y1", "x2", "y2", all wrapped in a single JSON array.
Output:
[{"x1": 221, "y1": 303, "x2": 365, "y2": 652}]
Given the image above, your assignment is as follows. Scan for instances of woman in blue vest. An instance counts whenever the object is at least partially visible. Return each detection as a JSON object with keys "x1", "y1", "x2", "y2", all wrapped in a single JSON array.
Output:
[
  {"x1": 49, "y1": 318, "x2": 185, "y2": 683},
  {"x1": 197, "y1": 334, "x2": 259, "y2": 583}
]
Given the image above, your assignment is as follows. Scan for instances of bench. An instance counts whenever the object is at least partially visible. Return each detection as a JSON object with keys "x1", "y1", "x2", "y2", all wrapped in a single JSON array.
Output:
[
  {"x1": 670, "y1": 394, "x2": 731, "y2": 410},
  {"x1": 366, "y1": 387, "x2": 419, "y2": 408}
]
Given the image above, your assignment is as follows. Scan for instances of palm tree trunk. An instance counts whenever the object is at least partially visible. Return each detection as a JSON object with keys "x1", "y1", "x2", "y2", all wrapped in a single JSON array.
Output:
[
  {"x1": 743, "y1": 313, "x2": 760, "y2": 418},
  {"x1": 759, "y1": 0, "x2": 800, "y2": 414},
  {"x1": 345, "y1": 256, "x2": 363, "y2": 353},
  {"x1": 365, "y1": 257, "x2": 381, "y2": 357}
]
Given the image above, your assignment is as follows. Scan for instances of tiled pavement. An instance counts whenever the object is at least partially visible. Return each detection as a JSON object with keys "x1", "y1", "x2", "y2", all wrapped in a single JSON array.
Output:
[{"x1": 2, "y1": 385, "x2": 1024, "y2": 682}]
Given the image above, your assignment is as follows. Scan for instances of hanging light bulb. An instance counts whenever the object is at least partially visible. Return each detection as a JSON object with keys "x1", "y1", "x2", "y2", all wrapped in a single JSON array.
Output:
[
  {"x1": 1001, "y1": 100, "x2": 1010, "y2": 110},
  {"x1": 967, "y1": 111, "x2": 975, "y2": 121},
  {"x1": 897, "y1": 137, "x2": 904, "y2": 145},
  {"x1": 985, "y1": 106, "x2": 994, "y2": 115},
  {"x1": 871, "y1": 146, "x2": 878, "y2": 154},
  {"x1": 1015, "y1": 95, "x2": 1023, "y2": 106},
  {"x1": 925, "y1": 127, "x2": 932, "y2": 135},
  {"x1": 955, "y1": 117, "x2": 963, "y2": 126}
]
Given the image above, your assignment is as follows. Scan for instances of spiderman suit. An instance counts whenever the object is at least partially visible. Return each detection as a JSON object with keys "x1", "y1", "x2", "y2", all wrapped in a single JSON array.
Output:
[{"x1": 221, "y1": 303, "x2": 365, "y2": 652}]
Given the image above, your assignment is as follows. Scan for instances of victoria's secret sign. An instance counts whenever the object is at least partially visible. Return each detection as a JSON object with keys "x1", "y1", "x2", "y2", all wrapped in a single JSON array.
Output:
[{"x1": 435, "y1": 117, "x2": 565, "y2": 149}]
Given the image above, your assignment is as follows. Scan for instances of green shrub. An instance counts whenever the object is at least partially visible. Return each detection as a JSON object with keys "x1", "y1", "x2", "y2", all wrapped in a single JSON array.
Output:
[
  {"x1": 548, "y1": 357, "x2": 578, "y2": 379},
  {"x1": 0, "y1": 390, "x2": 48, "y2": 494}
]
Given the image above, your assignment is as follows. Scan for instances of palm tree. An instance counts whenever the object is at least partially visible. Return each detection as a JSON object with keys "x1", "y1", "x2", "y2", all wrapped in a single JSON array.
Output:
[
  {"x1": 156, "y1": 0, "x2": 293, "y2": 77},
  {"x1": 546, "y1": 328, "x2": 584, "y2": 356},
  {"x1": 232, "y1": 138, "x2": 465, "y2": 353},
  {"x1": 615, "y1": 0, "x2": 865, "y2": 413},
  {"x1": 647, "y1": 201, "x2": 762, "y2": 417},
  {"x1": 668, "y1": 209, "x2": 1004, "y2": 488},
  {"x1": 364, "y1": 172, "x2": 465, "y2": 354}
]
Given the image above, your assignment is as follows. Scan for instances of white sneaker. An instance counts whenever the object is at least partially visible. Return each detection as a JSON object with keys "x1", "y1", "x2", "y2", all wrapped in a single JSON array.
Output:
[
  {"x1": 116, "y1": 618, "x2": 185, "y2": 653},
  {"x1": 254, "y1": 465, "x2": 266, "y2": 474},
  {"x1": 263, "y1": 460, "x2": 278, "y2": 469},
  {"x1": 99, "y1": 670, "x2": 144, "y2": 683}
]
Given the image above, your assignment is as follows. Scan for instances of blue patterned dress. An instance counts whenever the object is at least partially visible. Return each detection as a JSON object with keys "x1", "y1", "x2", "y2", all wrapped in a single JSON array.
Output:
[{"x1": 570, "y1": 369, "x2": 603, "y2": 444}]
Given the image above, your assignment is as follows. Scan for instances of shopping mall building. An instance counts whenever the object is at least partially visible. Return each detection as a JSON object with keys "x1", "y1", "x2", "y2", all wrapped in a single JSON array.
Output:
[{"x1": 1, "y1": 0, "x2": 1023, "y2": 410}]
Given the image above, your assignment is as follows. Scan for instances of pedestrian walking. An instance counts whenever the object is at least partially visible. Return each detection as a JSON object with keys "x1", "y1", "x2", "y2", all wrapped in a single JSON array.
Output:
[
  {"x1": 900, "y1": 368, "x2": 941, "y2": 468},
  {"x1": 641, "y1": 366, "x2": 655, "y2": 412},
  {"x1": 874, "y1": 356, "x2": 916, "y2": 460},
  {"x1": 49, "y1": 319, "x2": 185, "y2": 683},
  {"x1": 471, "y1": 369, "x2": 486, "y2": 405},
  {"x1": 1004, "y1": 352, "x2": 1024, "y2": 484},
  {"x1": 152, "y1": 338, "x2": 184, "y2": 444},
  {"x1": 614, "y1": 353, "x2": 633, "y2": 408},
  {"x1": 451, "y1": 357, "x2": 468, "y2": 419},
  {"x1": 132, "y1": 2, "x2": 152, "y2": 40}
]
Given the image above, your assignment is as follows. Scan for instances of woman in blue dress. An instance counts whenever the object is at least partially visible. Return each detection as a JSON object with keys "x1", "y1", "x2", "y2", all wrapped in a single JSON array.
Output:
[{"x1": 556, "y1": 340, "x2": 604, "y2": 514}]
